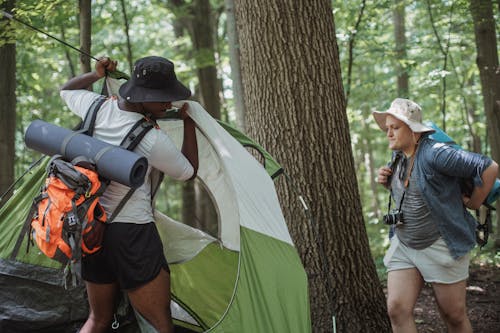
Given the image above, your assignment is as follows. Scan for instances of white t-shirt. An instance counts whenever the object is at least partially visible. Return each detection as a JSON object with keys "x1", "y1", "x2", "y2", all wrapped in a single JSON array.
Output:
[{"x1": 60, "y1": 89, "x2": 194, "y2": 224}]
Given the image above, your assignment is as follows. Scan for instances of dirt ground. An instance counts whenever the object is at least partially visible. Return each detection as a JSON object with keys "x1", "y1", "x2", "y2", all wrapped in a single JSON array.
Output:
[{"x1": 412, "y1": 265, "x2": 500, "y2": 333}]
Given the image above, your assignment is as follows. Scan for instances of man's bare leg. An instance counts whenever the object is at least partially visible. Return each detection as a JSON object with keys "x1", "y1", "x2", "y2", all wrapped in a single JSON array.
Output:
[
  {"x1": 386, "y1": 268, "x2": 424, "y2": 333},
  {"x1": 127, "y1": 269, "x2": 174, "y2": 333},
  {"x1": 432, "y1": 280, "x2": 472, "y2": 333},
  {"x1": 80, "y1": 281, "x2": 119, "y2": 333}
]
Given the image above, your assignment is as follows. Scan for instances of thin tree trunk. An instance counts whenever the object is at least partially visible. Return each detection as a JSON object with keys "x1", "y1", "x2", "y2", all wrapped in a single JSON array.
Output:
[
  {"x1": 191, "y1": 0, "x2": 221, "y2": 119},
  {"x1": 234, "y1": 0, "x2": 390, "y2": 332},
  {"x1": 0, "y1": 0, "x2": 16, "y2": 203},
  {"x1": 469, "y1": 0, "x2": 500, "y2": 248},
  {"x1": 166, "y1": 0, "x2": 198, "y2": 231},
  {"x1": 60, "y1": 26, "x2": 76, "y2": 78},
  {"x1": 119, "y1": 0, "x2": 134, "y2": 73},
  {"x1": 190, "y1": 0, "x2": 220, "y2": 233},
  {"x1": 426, "y1": 0, "x2": 454, "y2": 132},
  {"x1": 168, "y1": 0, "x2": 221, "y2": 232},
  {"x1": 345, "y1": 0, "x2": 366, "y2": 106},
  {"x1": 394, "y1": 0, "x2": 409, "y2": 97},
  {"x1": 464, "y1": 79, "x2": 482, "y2": 153},
  {"x1": 182, "y1": 180, "x2": 196, "y2": 227},
  {"x1": 225, "y1": 0, "x2": 246, "y2": 130},
  {"x1": 361, "y1": 114, "x2": 382, "y2": 218},
  {"x1": 79, "y1": 0, "x2": 92, "y2": 75}
]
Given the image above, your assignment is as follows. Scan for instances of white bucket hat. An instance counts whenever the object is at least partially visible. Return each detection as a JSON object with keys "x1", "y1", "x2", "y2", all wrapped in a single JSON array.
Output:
[{"x1": 372, "y1": 98, "x2": 435, "y2": 133}]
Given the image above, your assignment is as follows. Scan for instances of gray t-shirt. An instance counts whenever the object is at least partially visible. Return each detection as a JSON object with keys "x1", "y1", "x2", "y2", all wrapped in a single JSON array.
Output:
[{"x1": 390, "y1": 156, "x2": 440, "y2": 249}]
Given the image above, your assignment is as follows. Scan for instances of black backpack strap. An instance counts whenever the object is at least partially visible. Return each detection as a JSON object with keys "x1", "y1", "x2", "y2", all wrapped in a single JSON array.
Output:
[
  {"x1": 119, "y1": 118, "x2": 156, "y2": 150},
  {"x1": 10, "y1": 203, "x2": 38, "y2": 260},
  {"x1": 80, "y1": 96, "x2": 107, "y2": 136},
  {"x1": 107, "y1": 188, "x2": 136, "y2": 224},
  {"x1": 108, "y1": 118, "x2": 157, "y2": 223}
]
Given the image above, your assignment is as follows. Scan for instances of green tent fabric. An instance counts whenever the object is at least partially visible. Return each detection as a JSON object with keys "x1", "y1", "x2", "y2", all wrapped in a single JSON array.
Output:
[
  {"x1": 212, "y1": 227, "x2": 310, "y2": 332},
  {"x1": 0, "y1": 98, "x2": 311, "y2": 332},
  {"x1": 217, "y1": 120, "x2": 283, "y2": 179}
]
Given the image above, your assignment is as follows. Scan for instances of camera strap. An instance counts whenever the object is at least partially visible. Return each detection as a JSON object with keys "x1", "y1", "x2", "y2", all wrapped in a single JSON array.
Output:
[
  {"x1": 386, "y1": 142, "x2": 419, "y2": 215},
  {"x1": 386, "y1": 191, "x2": 406, "y2": 215}
]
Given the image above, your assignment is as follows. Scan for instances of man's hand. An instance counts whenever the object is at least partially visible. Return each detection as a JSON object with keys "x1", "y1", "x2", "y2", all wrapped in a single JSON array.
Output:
[
  {"x1": 462, "y1": 195, "x2": 472, "y2": 209},
  {"x1": 178, "y1": 103, "x2": 190, "y2": 120},
  {"x1": 179, "y1": 102, "x2": 198, "y2": 179},
  {"x1": 96, "y1": 57, "x2": 118, "y2": 78},
  {"x1": 377, "y1": 166, "x2": 393, "y2": 188},
  {"x1": 61, "y1": 57, "x2": 117, "y2": 91}
]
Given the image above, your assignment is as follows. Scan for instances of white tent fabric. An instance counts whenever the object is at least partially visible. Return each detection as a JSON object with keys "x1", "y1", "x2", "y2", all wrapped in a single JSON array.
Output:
[
  {"x1": 155, "y1": 211, "x2": 216, "y2": 264},
  {"x1": 167, "y1": 101, "x2": 294, "y2": 248}
]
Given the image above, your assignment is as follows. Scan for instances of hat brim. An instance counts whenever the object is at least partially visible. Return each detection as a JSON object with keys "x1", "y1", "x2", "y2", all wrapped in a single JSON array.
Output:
[
  {"x1": 372, "y1": 110, "x2": 435, "y2": 133},
  {"x1": 119, "y1": 80, "x2": 191, "y2": 103}
]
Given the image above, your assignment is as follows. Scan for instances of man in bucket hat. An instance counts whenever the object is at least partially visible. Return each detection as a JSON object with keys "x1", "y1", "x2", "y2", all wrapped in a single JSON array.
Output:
[
  {"x1": 373, "y1": 98, "x2": 498, "y2": 333},
  {"x1": 60, "y1": 56, "x2": 198, "y2": 333}
]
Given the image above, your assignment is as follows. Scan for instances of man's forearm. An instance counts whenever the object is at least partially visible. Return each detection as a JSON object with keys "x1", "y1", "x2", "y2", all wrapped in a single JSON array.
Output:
[
  {"x1": 468, "y1": 161, "x2": 499, "y2": 209},
  {"x1": 60, "y1": 71, "x2": 103, "y2": 91},
  {"x1": 181, "y1": 117, "x2": 199, "y2": 179}
]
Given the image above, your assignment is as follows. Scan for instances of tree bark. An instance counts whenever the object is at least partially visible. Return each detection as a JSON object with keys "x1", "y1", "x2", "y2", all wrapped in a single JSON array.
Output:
[
  {"x1": 234, "y1": 0, "x2": 390, "y2": 332},
  {"x1": 394, "y1": 0, "x2": 409, "y2": 97},
  {"x1": 469, "y1": 0, "x2": 500, "y2": 248},
  {"x1": 79, "y1": 0, "x2": 92, "y2": 74},
  {"x1": 0, "y1": 0, "x2": 16, "y2": 203}
]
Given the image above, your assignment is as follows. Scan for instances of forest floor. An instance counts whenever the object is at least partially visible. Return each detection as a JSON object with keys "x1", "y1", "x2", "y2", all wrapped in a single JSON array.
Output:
[{"x1": 401, "y1": 264, "x2": 500, "y2": 332}]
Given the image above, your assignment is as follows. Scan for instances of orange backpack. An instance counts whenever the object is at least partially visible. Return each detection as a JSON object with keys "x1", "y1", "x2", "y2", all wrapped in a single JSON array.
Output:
[{"x1": 29, "y1": 157, "x2": 107, "y2": 265}]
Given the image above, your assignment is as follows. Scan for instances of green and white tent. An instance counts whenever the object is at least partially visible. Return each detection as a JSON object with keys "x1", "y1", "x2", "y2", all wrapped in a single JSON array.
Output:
[{"x1": 0, "y1": 99, "x2": 311, "y2": 333}]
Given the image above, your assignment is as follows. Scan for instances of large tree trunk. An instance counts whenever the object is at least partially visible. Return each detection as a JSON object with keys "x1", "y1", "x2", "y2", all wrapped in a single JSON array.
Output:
[
  {"x1": 394, "y1": 0, "x2": 409, "y2": 97},
  {"x1": 0, "y1": 0, "x2": 16, "y2": 203},
  {"x1": 234, "y1": 1, "x2": 390, "y2": 332},
  {"x1": 469, "y1": 0, "x2": 500, "y2": 248},
  {"x1": 79, "y1": 0, "x2": 92, "y2": 74}
]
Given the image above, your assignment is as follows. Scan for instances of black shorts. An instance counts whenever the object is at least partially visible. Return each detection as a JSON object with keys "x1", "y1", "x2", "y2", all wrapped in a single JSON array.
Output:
[{"x1": 82, "y1": 222, "x2": 169, "y2": 290}]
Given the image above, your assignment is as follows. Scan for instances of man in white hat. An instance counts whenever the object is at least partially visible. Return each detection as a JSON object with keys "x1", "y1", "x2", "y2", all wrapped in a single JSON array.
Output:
[{"x1": 373, "y1": 98, "x2": 498, "y2": 333}]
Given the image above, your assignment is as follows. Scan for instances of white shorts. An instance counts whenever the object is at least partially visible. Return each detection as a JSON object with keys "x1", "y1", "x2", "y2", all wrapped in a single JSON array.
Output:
[{"x1": 383, "y1": 235, "x2": 469, "y2": 284}]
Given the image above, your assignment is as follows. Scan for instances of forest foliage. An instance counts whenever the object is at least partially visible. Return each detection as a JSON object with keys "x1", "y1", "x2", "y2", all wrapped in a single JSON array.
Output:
[{"x1": 2, "y1": 0, "x2": 499, "y2": 269}]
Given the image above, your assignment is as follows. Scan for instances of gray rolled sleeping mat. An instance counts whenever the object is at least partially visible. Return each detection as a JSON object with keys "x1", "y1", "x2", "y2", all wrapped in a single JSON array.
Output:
[{"x1": 24, "y1": 120, "x2": 148, "y2": 188}]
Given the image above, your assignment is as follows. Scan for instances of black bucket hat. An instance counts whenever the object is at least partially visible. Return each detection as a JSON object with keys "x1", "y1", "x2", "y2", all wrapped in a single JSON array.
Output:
[{"x1": 119, "y1": 56, "x2": 191, "y2": 103}]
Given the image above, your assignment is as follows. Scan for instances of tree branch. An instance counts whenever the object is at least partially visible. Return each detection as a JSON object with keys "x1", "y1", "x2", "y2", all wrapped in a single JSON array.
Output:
[{"x1": 345, "y1": 0, "x2": 366, "y2": 106}]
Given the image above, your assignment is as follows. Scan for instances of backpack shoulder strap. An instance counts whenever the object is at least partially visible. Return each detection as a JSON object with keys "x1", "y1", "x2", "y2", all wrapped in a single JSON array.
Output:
[
  {"x1": 10, "y1": 203, "x2": 38, "y2": 260},
  {"x1": 108, "y1": 118, "x2": 158, "y2": 223},
  {"x1": 80, "y1": 96, "x2": 107, "y2": 136},
  {"x1": 119, "y1": 118, "x2": 156, "y2": 150}
]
